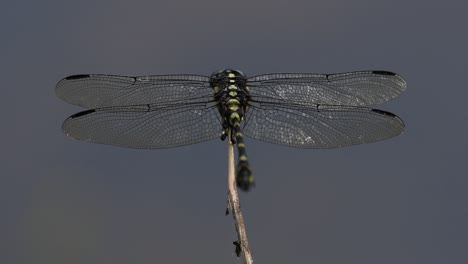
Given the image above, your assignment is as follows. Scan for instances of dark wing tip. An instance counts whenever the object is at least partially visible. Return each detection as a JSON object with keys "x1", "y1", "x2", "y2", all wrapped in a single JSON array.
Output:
[
  {"x1": 56, "y1": 75, "x2": 91, "y2": 92},
  {"x1": 62, "y1": 109, "x2": 96, "y2": 136},
  {"x1": 65, "y1": 74, "x2": 91, "y2": 80},
  {"x1": 372, "y1": 70, "x2": 407, "y2": 93},
  {"x1": 371, "y1": 109, "x2": 405, "y2": 128},
  {"x1": 69, "y1": 109, "x2": 96, "y2": 119},
  {"x1": 371, "y1": 109, "x2": 397, "y2": 117},
  {"x1": 55, "y1": 75, "x2": 92, "y2": 104},
  {"x1": 372, "y1": 70, "x2": 396, "y2": 76}
]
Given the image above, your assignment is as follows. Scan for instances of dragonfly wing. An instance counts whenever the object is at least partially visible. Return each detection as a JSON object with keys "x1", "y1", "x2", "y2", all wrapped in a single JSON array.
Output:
[
  {"x1": 243, "y1": 102, "x2": 404, "y2": 148},
  {"x1": 62, "y1": 102, "x2": 223, "y2": 149},
  {"x1": 56, "y1": 74, "x2": 212, "y2": 109},
  {"x1": 247, "y1": 71, "x2": 406, "y2": 106}
]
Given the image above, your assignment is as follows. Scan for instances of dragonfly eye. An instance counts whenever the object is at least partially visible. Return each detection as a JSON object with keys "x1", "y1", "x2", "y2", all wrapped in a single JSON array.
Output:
[
  {"x1": 210, "y1": 69, "x2": 225, "y2": 86},
  {"x1": 211, "y1": 69, "x2": 226, "y2": 78},
  {"x1": 231, "y1": 69, "x2": 246, "y2": 77}
]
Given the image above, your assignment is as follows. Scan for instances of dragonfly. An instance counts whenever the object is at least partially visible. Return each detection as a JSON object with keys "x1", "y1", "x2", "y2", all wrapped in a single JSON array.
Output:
[{"x1": 56, "y1": 69, "x2": 406, "y2": 191}]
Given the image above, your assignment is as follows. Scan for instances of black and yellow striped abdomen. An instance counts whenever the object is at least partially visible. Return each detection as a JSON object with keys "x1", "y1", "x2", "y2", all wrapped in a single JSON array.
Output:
[
  {"x1": 232, "y1": 125, "x2": 254, "y2": 190},
  {"x1": 210, "y1": 69, "x2": 254, "y2": 191}
]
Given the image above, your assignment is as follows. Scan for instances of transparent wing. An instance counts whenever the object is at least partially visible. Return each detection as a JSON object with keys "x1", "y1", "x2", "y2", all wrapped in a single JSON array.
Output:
[
  {"x1": 62, "y1": 102, "x2": 223, "y2": 149},
  {"x1": 56, "y1": 74, "x2": 212, "y2": 109},
  {"x1": 243, "y1": 102, "x2": 404, "y2": 148},
  {"x1": 247, "y1": 71, "x2": 406, "y2": 106}
]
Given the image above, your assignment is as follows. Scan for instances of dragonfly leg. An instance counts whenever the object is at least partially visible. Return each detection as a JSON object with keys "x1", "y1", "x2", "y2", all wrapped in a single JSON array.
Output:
[{"x1": 220, "y1": 121, "x2": 229, "y2": 141}]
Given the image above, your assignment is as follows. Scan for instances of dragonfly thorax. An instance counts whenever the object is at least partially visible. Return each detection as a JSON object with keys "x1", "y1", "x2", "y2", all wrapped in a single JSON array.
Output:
[{"x1": 211, "y1": 69, "x2": 250, "y2": 127}]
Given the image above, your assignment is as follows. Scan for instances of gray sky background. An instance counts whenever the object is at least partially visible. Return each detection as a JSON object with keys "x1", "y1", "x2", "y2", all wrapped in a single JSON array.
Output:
[{"x1": 1, "y1": 0, "x2": 467, "y2": 263}]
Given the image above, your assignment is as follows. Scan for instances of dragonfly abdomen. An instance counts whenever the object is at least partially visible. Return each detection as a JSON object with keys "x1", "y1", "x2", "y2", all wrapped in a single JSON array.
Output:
[{"x1": 233, "y1": 125, "x2": 254, "y2": 191}]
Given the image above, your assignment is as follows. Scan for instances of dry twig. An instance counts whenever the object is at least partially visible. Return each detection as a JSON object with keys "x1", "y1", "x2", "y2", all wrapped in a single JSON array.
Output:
[{"x1": 226, "y1": 139, "x2": 253, "y2": 264}]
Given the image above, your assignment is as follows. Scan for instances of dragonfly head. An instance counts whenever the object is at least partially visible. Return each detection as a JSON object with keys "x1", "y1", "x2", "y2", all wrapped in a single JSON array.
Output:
[
  {"x1": 211, "y1": 69, "x2": 246, "y2": 78},
  {"x1": 209, "y1": 69, "x2": 247, "y2": 90}
]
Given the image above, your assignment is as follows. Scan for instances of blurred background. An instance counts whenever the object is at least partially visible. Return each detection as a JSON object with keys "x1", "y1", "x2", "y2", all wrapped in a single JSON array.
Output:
[{"x1": 1, "y1": 0, "x2": 467, "y2": 263}]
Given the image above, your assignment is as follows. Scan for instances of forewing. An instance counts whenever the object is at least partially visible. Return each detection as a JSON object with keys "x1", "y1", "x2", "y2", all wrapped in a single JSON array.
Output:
[
  {"x1": 62, "y1": 102, "x2": 222, "y2": 149},
  {"x1": 243, "y1": 102, "x2": 404, "y2": 148},
  {"x1": 247, "y1": 71, "x2": 406, "y2": 106},
  {"x1": 56, "y1": 74, "x2": 212, "y2": 108}
]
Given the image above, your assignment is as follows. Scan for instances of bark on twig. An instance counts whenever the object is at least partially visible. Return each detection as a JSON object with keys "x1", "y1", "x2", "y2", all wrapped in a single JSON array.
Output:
[{"x1": 227, "y1": 140, "x2": 253, "y2": 264}]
